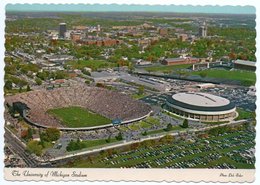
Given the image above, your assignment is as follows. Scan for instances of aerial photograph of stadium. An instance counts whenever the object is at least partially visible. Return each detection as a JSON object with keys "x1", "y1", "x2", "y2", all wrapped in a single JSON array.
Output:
[{"x1": 4, "y1": 4, "x2": 256, "y2": 169}]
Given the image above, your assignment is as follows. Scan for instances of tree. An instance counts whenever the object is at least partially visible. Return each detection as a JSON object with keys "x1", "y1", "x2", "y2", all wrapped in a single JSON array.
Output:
[
  {"x1": 45, "y1": 128, "x2": 60, "y2": 141},
  {"x1": 96, "y1": 83, "x2": 105, "y2": 88},
  {"x1": 26, "y1": 140, "x2": 43, "y2": 156},
  {"x1": 161, "y1": 135, "x2": 174, "y2": 144},
  {"x1": 141, "y1": 140, "x2": 151, "y2": 147},
  {"x1": 41, "y1": 128, "x2": 60, "y2": 142},
  {"x1": 130, "y1": 142, "x2": 140, "y2": 150},
  {"x1": 22, "y1": 127, "x2": 33, "y2": 141},
  {"x1": 55, "y1": 71, "x2": 68, "y2": 79},
  {"x1": 128, "y1": 62, "x2": 134, "y2": 73},
  {"x1": 182, "y1": 119, "x2": 189, "y2": 128},
  {"x1": 142, "y1": 131, "x2": 147, "y2": 136},
  {"x1": 199, "y1": 71, "x2": 208, "y2": 78},
  {"x1": 82, "y1": 69, "x2": 91, "y2": 76},
  {"x1": 228, "y1": 52, "x2": 237, "y2": 60},
  {"x1": 165, "y1": 123, "x2": 173, "y2": 131},
  {"x1": 35, "y1": 78, "x2": 42, "y2": 85},
  {"x1": 66, "y1": 139, "x2": 86, "y2": 152},
  {"x1": 26, "y1": 85, "x2": 31, "y2": 92},
  {"x1": 115, "y1": 132, "x2": 123, "y2": 141},
  {"x1": 4, "y1": 80, "x2": 12, "y2": 90},
  {"x1": 138, "y1": 85, "x2": 145, "y2": 95},
  {"x1": 106, "y1": 135, "x2": 111, "y2": 143},
  {"x1": 85, "y1": 80, "x2": 91, "y2": 84}
]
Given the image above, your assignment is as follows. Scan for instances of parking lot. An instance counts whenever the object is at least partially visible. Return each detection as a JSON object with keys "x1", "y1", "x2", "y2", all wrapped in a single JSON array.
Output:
[
  {"x1": 73, "y1": 130, "x2": 255, "y2": 169},
  {"x1": 200, "y1": 86, "x2": 256, "y2": 112}
]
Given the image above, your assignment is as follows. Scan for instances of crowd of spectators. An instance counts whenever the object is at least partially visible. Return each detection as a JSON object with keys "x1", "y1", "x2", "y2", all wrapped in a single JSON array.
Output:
[{"x1": 5, "y1": 85, "x2": 152, "y2": 128}]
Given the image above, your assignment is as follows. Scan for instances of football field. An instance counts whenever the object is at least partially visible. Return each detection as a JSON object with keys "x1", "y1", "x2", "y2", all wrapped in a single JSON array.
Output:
[{"x1": 48, "y1": 106, "x2": 111, "y2": 128}]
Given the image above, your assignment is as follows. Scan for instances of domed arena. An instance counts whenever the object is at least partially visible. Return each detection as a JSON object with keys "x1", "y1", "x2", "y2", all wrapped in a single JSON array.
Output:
[
  {"x1": 5, "y1": 85, "x2": 152, "y2": 130},
  {"x1": 164, "y1": 92, "x2": 237, "y2": 122}
]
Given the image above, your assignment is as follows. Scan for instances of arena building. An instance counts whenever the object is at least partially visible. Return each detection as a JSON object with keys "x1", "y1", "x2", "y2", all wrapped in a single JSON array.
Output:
[{"x1": 164, "y1": 92, "x2": 237, "y2": 122}]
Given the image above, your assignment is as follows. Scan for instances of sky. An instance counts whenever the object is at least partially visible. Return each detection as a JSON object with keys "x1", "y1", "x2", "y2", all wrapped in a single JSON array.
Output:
[{"x1": 5, "y1": 4, "x2": 255, "y2": 14}]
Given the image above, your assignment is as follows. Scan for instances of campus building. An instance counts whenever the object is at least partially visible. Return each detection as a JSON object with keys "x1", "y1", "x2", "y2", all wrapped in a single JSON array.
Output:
[
  {"x1": 233, "y1": 59, "x2": 256, "y2": 71},
  {"x1": 59, "y1": 23, "x2": 67, "y2": 38},
  {"x1": 161, "y1": 57, "x2": 200, "y2": 66},
  {"x1": 164, "y1": 92, "x2": 237, "y2": 122},
  {"x1": 199, "y1": 22, "x2": 207, "y2": 37}
]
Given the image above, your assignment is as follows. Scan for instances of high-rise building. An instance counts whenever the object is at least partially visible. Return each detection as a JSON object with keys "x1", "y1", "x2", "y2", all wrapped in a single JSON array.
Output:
[
  {"x1": 199, "y1": 22, "x2": 207, "y2": 38},
  {"x1": 59, "y1": 23, "x2": 67, "y2": 38},
  {"x1": 97, "y1": 25, "x2": 101, "y2": 32}
]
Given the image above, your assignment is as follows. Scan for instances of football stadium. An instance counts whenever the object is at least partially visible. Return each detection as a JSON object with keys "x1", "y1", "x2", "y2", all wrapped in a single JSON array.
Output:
[
  {"x1": 164, "y1": 92, "x2": 237, "y2": 122},
  {"x1": 5, "y1": 85, "x2": 152, "y2": 130}
]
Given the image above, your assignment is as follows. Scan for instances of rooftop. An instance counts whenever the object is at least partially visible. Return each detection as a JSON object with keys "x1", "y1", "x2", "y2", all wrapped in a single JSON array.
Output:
[
  {"x1": 172, "y1": 92, "x2": 230, "y2": 107},
  {"x1": 234, "y1": 60, "x2": 256, "y2": 67}
]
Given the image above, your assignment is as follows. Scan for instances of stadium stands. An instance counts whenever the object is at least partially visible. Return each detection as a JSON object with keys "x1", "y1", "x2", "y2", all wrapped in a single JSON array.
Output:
[{"x1": 5, "y1": 85, "x2": 152, "y2": 129}]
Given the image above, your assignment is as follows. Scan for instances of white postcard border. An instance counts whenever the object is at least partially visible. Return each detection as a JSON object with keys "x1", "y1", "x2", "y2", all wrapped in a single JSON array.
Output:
[{"x1": 1, "y1": 0, "x2": 259, "y2": 184}]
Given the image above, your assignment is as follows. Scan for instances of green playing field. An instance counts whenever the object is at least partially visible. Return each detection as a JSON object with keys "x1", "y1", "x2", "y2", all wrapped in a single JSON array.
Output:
[{"x1": 48, "y1": 106, "x2": 111, "y2": 128}]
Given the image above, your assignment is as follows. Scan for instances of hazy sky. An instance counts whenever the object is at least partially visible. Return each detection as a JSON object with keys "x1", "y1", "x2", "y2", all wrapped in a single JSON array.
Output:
[{"x1": 5, "y1": 4, "x2": 255, "y2": 14}]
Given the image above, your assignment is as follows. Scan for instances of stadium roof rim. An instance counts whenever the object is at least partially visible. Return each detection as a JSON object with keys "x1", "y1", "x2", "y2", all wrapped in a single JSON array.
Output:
[{"x1": 166, "y1": 93, "x2": 235, "y2": 112}]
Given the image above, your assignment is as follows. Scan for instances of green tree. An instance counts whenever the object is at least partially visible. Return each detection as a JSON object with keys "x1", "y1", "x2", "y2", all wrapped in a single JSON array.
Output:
[
  {"x1": 115, "y1": 132, "x2": 123, "y2": 141},
  {"x1": 45, "y1": 128, "x2": 60, "y2": 141},
  {"x1": 41, "y1": 128, "x2": 60, "y2": 142},
  {"x1": 82, "y1": 69, "x2": 91, "y2": 76},
  {"x1": 182, "y1": 119, "x2": 189, "y2": 128},
  {"x1": 165, "y1": 123, "x2": 173, "y2": 131},
  {"x1": 35, "y1": 78, "x2": 42, "y2": 85},
  {"x1": 199, "y1": 71, "x2": 208, "y2": 78},
  {"x1": 26, "y1": 140, "x2": 43, "y2": 156},
  {"x1": 55, "y1": 71, "x2": 68, "y2": 79},
  {"x1": 138, "y1": 85, "x2": 145, "y2": 95},
  {"x1": 66, "y1": 139, "x2": 87, "y2": 152},
  {"x1": 26, "y1": 85, "x2": 31, "y2": 92},
  {"x1": 142, "y1": 131, "x2": 147, "y2": 136},
  {"x1": 160, "y1": 135, "x2": 174, "y2": 144},
  {"x1": 85, "y1": 80, "x2": 91, "y2": 84},
  {"x1": 106, "y1": 135, "x2": 111, "y2": 143},
  {"x1": 4, "y1": 80, "x2": 12, "y2": 90},
  {"x1": 128, "y1": 62, "x2": 134, "y2": 73}
]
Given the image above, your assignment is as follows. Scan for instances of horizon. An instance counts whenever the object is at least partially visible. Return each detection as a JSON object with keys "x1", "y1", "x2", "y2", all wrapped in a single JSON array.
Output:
[{"x1": 5, "y1": 4, "x2": 255, "y2": 15}]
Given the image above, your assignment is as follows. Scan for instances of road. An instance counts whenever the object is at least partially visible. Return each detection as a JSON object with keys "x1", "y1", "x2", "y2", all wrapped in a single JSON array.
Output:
[{"x1": 4, "y1": 128, "x2": 45, "y2": 167}]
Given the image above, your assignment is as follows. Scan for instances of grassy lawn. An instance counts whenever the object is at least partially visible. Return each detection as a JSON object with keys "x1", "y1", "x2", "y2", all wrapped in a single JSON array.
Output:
[
  {"x1": 128, "y1": 123, "x2": 140, "y2": 131},
  {"x1": 144, "y1": 64, "x2": 192, "y2": 73},
  {"x1": 146, "y1": 126, "x2": 184, "y2": 136},
  {"x1": 139, "y1": 121, "x2": 152, "y2": 129},
  {"x1": 66, "y1": 60, "x2": 115, "y2": 70},
  {"x1": 118, "y1": 126, "x2": 129, "y2": 132},
  {"x1": 235, "y1": 108, "x2": 255, "y2": 121},
  {"x1": 81, "y1": 138, "x2": 118, "y2": 148},
  {"x1": 190, "y1": 69, "x2": 256, "y2": 86},
  {"x1": 47, "y1": 106, "x2": 111, "y2": 128},
  {"x1": 131, "y1": 93, "x2": 147, "y2": 99},
  {"x1": 146, "y1": 129, "x2": 165, "y2": 135},
  {"x1": 145, "y1": 117, "x2": 161, "y2": 126},
  {"x1": 66, "y1": 138, "x2": 119, "y2": 152}
]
